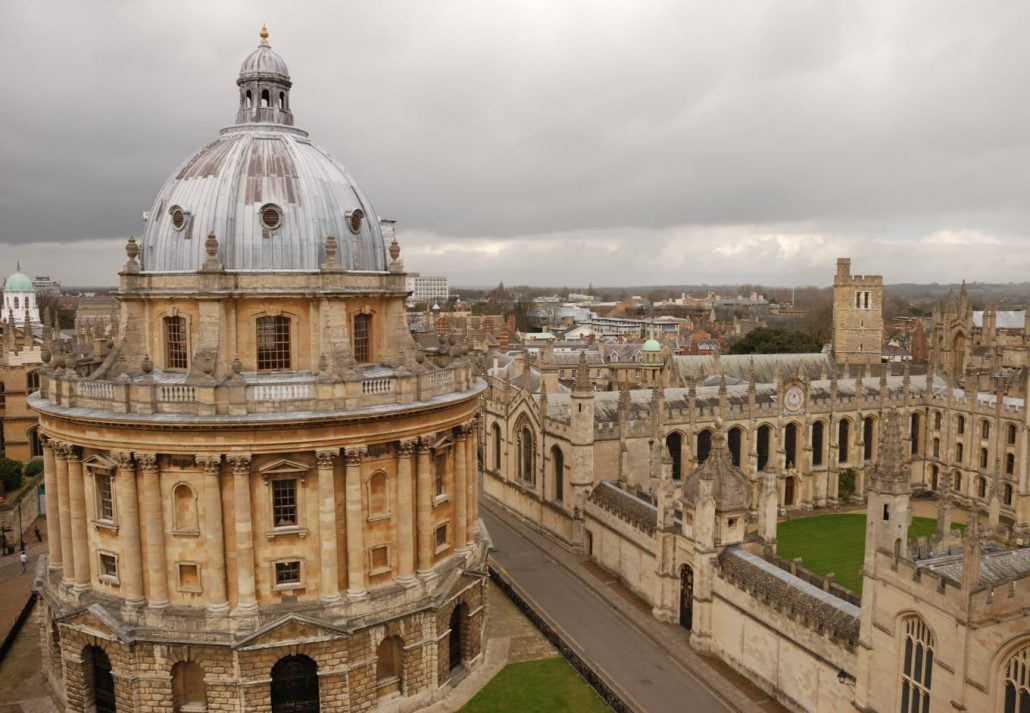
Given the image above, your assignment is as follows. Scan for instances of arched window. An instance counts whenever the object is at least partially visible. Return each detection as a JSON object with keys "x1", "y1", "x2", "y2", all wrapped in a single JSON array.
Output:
[
  {"x1": 1003, "y1": 643, "x2": 1030, "y2": 712},
  {"x1": 863, "y1": 417, "x2": 875, "y2": 461},
  {"x1": 271, "y1": 655, "x2": 319, "y2": 713},
  {"x1": 376, "y1": 636, "x2": 404, "y2": 699},
  {"x1": 933, "y1": 438, "x2": 940, "y2": 458},
  {"x1": 87, "y1": 645, "x2": 116, "y2": 713},
  {"x1": 934, "y1": 411, "x2": 941, "y2": 430},
  {"x1": 492, "y1": 423, "x2": 502, "y2": 472},
  {"x1": 728, "y1": 427, "x2": 743, "y2": 467},
  {"x1": 982, "y1": 420, "x2": 991, "y2": 439},
  {"x1": 899, "y1": 617, "x2": 934, "y2": 712},
  {"x1": 28, "y1": 427, "x2": 42, "y2": 458},
  {"x1": 245, "y1": 89, "x2": 253, "y2": 108},
  {"x1": 978, "y1": 477, "x2": 987, "y2": 499},
  {"x1": 1004, "y1": 483, "x2": 1014, "y2": 506},
  {"x1": 981, "y1": 447, "x2": 989, "y2": 470},
  {"x1": 910, "y1": 413, "x2": 921, "y2": 455},
  {"x1": 957, "y1": 415, "x2": 965, "y2": 434},
  {"x1": 757, "y1": 425, "x2": 771, "y2": 471},
  {"x1": 164, "y1": 316, "x2": 188, "y2": 369},
  {"x1": 696, "y1": 430, "x2": 712, "y2": 465},
  {"x1": 173, "y1": 483, "x2": 198, "y2": 532},
  {"x1": 812, "y1": 421, "x2": 824, "y2": 467},
  {"x1": 666, "y1": 432, "x2": 682, "y2": 480},
  {"x1": 27, "y1": 370, "x2": 39, "y2": 392},
  {"x1": 954, "y1": 471, "x2": 963, "y2": 493},
  {"x1": 784, "y1": 423, "x2": 797, "y2": 469},
  {"x1": 353, "y1": 313, "x2": 372, "y2": 362},
  {"x1": 12, "y1": 297, "x2": 18, "y2": 310},
  {"x1": 171, "y1": 661, "x2": 206, "y2": 713},
  {"x1": 278, "y1": 91, "x2": 285, "y2": 110},
  {"x1": 552, "y1": 446, "x2": 564, "y2": 502},
  {"x1": 368, "y1": 471, "x2": 388, "y2": 516},
  {"x1": 838, "y1": 419, "x2": 851, "y2": 465},
  {"x1": 956, "y1": 442, "x2": 964, "y2": 464},
  {"x1": 930, "y1": 465, "x2": 939, "y2": 491},
  {"x1": 516, "y1": 421, "x2": 534, "y2": 483},
  {"x1": 261, "y1": 89, "x2": 270, "y2": 108},
  {"x1": 1007, "y1": 453, "x2": 1015, "y2": 475},
  {"x1": 1009, "y1": 424, "x2": 1018, "y2": 445},
  {"x1": 256, "y1": 315, "x2": 291, "y2": 370}
]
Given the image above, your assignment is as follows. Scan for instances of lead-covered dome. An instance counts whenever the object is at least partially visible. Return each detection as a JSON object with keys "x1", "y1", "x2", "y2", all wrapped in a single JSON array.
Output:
[{"x1": 138, "y1": 29, "x2": 386, "y2": 274}]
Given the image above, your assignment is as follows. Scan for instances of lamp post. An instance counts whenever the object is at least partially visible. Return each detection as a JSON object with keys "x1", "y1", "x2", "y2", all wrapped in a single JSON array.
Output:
[{"x1": 17, "y1": 504, "x2": 23, "y2": 551}]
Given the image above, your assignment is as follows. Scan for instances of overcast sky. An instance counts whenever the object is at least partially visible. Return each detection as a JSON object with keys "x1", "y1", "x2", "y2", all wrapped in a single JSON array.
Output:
[{"x1": 2, "y1": 1, "x2": 1029, "y2": 288}]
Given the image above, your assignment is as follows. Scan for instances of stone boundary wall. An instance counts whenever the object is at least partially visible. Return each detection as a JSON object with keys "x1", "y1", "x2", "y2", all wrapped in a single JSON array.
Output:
[
  {"x1": 488, "y1": 562, "x2": 630, "y2": 713},
  {"x1": 0, "y1": 591, "x2": 37, "y2": 665}
]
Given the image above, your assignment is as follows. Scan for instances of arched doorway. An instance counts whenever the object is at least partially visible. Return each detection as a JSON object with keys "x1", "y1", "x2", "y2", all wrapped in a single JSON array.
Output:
[
  {"x1": 271, "y1": 655, "x2": 320, "y2": 713},
  {"x1": 784, "y1": 477, "x2": 796, "y2": 507},
  {"x1": 448, "y1": 604, "x2": 467, "y2": 673},
  {"x1": 679, "y1": 565, "x2": 694, "y2": 629},
  {"x1": 90, "y1": 646, "x2": 116, "y2": 713}
]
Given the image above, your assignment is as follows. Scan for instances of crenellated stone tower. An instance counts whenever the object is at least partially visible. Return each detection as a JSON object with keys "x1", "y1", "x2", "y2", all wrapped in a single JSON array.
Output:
[{"x1": 832, "y1": 257, "x2": 884, "y2": 366}]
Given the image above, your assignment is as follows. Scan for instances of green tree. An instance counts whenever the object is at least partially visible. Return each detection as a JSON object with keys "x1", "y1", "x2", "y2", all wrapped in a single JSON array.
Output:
[
  {"x1": 0, "y1": 458, "x2": 24, "y2": 494},
  {"x1": 24, "y1": 458, "x2": 44, "y2": 479},
  {"x1": 728, "y1": 327, "x2": 822, "y2": 354}
]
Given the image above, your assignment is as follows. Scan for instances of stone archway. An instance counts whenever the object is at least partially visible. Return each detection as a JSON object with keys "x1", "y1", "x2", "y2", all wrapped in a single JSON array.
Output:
[
  {"x1": 679, "y1": 565, "x2": 694, "y2": 630},
  {"x1": 271, "y1": 655, "x2": 320, "y2": 713},
  {"x1": 89, "y1": 646, "x2": 116, "y2": 713},
  {"x1": 449, "y1": 604, "x2": 468, "y2": 673}
]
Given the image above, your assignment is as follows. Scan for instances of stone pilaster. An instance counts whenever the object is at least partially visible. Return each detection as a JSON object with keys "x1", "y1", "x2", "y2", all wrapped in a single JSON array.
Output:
[
  {"x1": 344, "y1": 447, "x2": 367, "y2": 599},
  {"x1": 228, "y1": 454, "x2": 257, "y2": 614},
  {"x1": 316, "y1": 449, "x2": 342, "y2": 603},
  {"x1": 41, "y1": 440, "x2": 61, "y2": 570},
  {"x1": 54, "y1": 443, "x2": 74, "y2": 585},
  {"x1": 197, "y1": 454, "x2": 228, "y2": 613},
  {"x1": 395, "y1": 439, "x2": 417, "y2": 585},
  {"x1": 111, "y1": 451, "x2": 144, "y2": 607},
  {"x1": 138, "y1": 453, "x2": 168, "y2": 607},
  {"x1": 416, "y1": 437, "x2": 434, "y2": 576},
  {"x1": 466, "y1": 420, "x2": 479, "y2": 543},
  {"x1": 454, "y1": 427, "x2": 469, "y2": 550},
  {"x1": 66, "y1": 447, "x2": 91, "y2": 591}
]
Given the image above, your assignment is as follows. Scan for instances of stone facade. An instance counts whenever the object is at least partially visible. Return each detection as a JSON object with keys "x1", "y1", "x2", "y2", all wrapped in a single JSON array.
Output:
[
  {"x1": 0, "y1": 318, "x2": 44, "y2": 463},
  {"x1": 832, "y1": 257, "x2": 884, "y2": 366},
  {"x1": 31, "y1": 31, "x2": 488, "y2": 713}
]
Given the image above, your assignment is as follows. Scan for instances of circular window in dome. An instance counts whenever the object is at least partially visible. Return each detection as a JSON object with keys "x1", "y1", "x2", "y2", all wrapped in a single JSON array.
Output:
[
  {"x1": 261, "y1": 204, "x2": 282, "y2": 231},
  {"x1": 170, "y1": 206, "x2": 186, "y2": 231},
  {"x1": 347, "y1": 208, "x2": 364, "y2": 234}
]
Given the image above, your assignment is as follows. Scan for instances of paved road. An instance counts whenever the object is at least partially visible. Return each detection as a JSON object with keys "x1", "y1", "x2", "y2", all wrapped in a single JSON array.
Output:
[{"x1": 482, "y1": 508, "x2": 732, "y2": 713}]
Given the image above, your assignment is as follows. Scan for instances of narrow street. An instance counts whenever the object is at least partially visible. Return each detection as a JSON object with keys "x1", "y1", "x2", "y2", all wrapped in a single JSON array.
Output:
[{"x1": 483, "y1": 507, "x2": 734, "y2": 713}]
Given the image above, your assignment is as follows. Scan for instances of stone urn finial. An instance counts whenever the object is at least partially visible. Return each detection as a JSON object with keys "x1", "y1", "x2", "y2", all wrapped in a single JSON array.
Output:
[
  {"x1": 202, "y1": 233, "x2": 224, "y2": 272},
  {"x1": 232, "y1": 354, "x2": 243, "y2": 374},
  {"x1": 123, "y1": 235, "x2": 140, "y2": 274},
  {"x1": 142, "y1": 354, "x2": 154, "y2": 374}
]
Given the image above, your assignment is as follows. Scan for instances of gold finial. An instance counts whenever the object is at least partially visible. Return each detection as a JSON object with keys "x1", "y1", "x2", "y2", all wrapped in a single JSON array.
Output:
[{"x1": 260, "y1": 25, "x2": 269, "y2": 42}]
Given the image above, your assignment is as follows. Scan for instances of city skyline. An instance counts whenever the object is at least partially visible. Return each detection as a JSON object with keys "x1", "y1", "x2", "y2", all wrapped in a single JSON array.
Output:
[{"x1": 3, "y1": 2, "x2": 1028, "y2": 286}]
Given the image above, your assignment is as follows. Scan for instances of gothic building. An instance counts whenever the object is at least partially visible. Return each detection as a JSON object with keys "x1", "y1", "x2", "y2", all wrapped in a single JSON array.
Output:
[
  {"x1": 1, "y1": 267, "x2": 45, "y2": 461},
  {"x1": 31, "y1": 30, "x2": 486, "y2": 713},
  {"x1": 832, "y1": 257, "x2": 884, "y2": 366}
]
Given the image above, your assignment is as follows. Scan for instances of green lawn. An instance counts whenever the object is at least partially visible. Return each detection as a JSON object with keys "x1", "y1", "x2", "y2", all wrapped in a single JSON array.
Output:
[
  {"x1": 776, "y1": 514, "x2": 953, "y2": 594},
  {"x1": 461, "y1": 657, "x2": 610, "y2": 713}
]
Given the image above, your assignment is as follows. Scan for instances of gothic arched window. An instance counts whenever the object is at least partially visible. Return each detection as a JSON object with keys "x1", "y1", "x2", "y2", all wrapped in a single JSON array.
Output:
[
  {"x1": 666, "y1": 432, "x2": 682, "y2": 480},
  {"x1": 863, "y1": 416, "x2": 875, "y2": 461},
  {"x1": 812, "y1": 421, "x2": 824, "y2": 467},
  {"x1": 784, "y1": 423, "x2": 797, "y2": 469},
  {"x1": 838, "y1": 419, "x2": 851, "y2": 465},
  {"x1": 899, "y1": 616, "x2": 934, "y2": 712},
  {"x1": 696, "y1": 430, "x2": 712, "y2": 465},
  {"x1": 757, "y1": 424, "x2": 771, "y2": 471},
  {"x1": 728, "y1": 427, "x2": 743, "y2": 467},
  {"x1": 1003, "y1": 643, "x2": 1030, "y2": 712},
  {"x1": 516, "y1": 419, "x2": 535, "y2": 484},
  {"x1": 552, "y1": 446, "x2": 564, "y2": 502},
  {"x1": 492, "y1": 423, "x2": 502, "y2": 472}
]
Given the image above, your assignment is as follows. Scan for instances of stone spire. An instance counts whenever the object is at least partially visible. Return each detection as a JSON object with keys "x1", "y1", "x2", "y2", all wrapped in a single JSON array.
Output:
[
  {"x1": 870, "y1": 411, "x2": 908, "y2": 494},
  {"x1": 574, "y1": 350, "x2": 591, "y2": 393}
]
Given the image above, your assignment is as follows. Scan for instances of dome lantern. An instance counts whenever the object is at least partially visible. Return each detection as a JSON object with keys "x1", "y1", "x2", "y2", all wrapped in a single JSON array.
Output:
[{"x1": 235, "y1": 26, "x2": 294, "y2": 127}]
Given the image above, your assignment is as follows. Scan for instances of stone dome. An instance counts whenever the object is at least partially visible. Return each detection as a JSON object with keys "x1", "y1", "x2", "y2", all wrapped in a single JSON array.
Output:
[
  {"x1": 238, "y1": 27, "x2": 290, "y2": 81},
  {"x1": 4, "y1": 269, "x2": 32, "y2": 292},
  {"x1": 138, "y1": 29, "x2": 386, "y2": 274},
  {"x1": 642, "y1": 338, "x2": 661, "y2": 352},
  {"x1": 681, "y1": 427, "x2": 752, "y2": 512}
]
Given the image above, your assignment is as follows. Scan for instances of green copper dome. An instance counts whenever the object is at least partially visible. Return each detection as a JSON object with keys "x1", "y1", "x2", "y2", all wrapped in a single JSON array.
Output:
[
  {"x1": 642, "y1": 338, "x2": 661, "y2": 352},
  {"x1": 3, "y1": 270, "x2": 32, "y2": 292}
]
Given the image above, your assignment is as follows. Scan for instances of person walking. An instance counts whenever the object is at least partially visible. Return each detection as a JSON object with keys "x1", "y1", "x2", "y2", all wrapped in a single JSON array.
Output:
[
  {"x1": 33, "y1": 526, "x2": 42, "y2": 543},
  {"x1": 19, "y1": 550, "x2": 28, "y2": 574}
]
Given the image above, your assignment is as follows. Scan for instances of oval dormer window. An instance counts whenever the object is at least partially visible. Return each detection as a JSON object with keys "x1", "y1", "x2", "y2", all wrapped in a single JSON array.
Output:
[
  {"x1": 170, "y1": 206, "x2": 186, "y2": 231},
  {"x1": 347, "y1": 208, "x2": 364, "y2": 234},
  {"x1": 261, "y1": 204, "x2": 282, "y2": 230}
]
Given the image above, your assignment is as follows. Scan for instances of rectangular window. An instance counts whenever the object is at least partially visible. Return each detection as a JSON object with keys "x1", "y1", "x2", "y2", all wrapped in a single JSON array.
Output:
[
  {"x1": 99, "y1": 552, "x2": 119, "y2": 583},
  {"x1": 96, "y1": 473, "x2": 114, "y2": 522},
  {"x1": 275, "y1": 560, "x2": 301, "y2": 587},
  {"x1": 434, "y1": 523, "x2": 448, "y2": 552},
  {"x1": 353, "y1": 313, "x2": 371, "y2": 362},
  {"x1": 272, "y1": 479, "x2": 298, "y2": 527},
  {"x1": 164, "y1": 316, "x2": 188, "y2": 369},
  {"x1": 434, "y1": 452, "x2": 447, "y2": 498},
  {"x1": 256, "y1": 315, "x2": 291, "y2": 370},
  {"x1": 370, "y1": 545, "x2": 390, "y2": 573},
  {"x1": 178, "y1": 563, "x2": 201, "y2": 592}
]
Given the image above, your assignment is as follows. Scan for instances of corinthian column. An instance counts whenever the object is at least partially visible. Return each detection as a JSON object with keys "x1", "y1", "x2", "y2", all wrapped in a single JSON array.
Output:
[
  {"x1": 316, "y1": 449, "x2": 341, "y2": 603},
  {"x1": 41, "y1": 440, "x2": 61, "y2": 570},
  {"x1": 416, "y1": 438, "x2": 434, "y2": 576},
  {"x1": 466, "y1": 420, "x2": 479, "y2": 544},
  {"x1": 344, "y1": 447, "x2": 367, "y2": 599},
  {"x1": 229, "y1": 454, "x2": 257, "y2": 614},
  {"x1": 66, "y1": 447, "x2": 90, "y2": 591},
  {"x1": 54, "y1": 443, "x2": 74, "y2": 585},
  {"x1": 197, "y1": 455, "x2": 228, "y2": 613},
  {"x1": 395, "y1": 439, "x2": 417, "y2": 585},
  {"x1": 139, "y1": 453, "x2": 168, "y2": 607},
  {"x1": 454, "y1": 427, "x2": 469, "y2": 550},
  {"x1": 111, "y1": 451, "x2": 144, "y2": 607}
]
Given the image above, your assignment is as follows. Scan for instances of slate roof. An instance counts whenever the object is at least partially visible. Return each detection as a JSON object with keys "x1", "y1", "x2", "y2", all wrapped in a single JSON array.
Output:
[
  {"x1": 918, "y1": 547, "x2": 1030, "y2": 587},
  {"x1": 587, "y1": 481, "x2": 658, "y2": 534}
]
